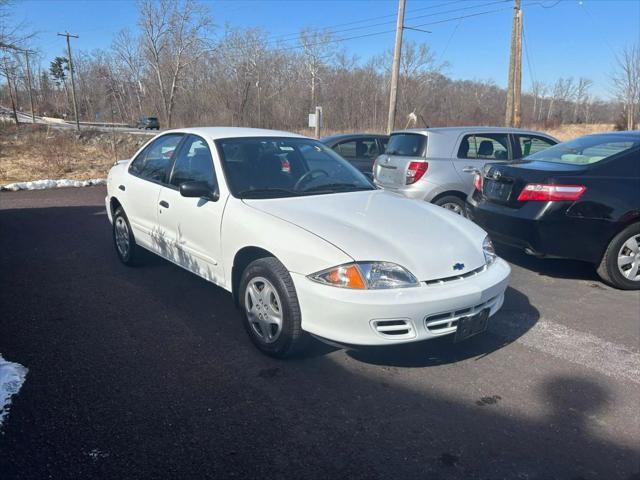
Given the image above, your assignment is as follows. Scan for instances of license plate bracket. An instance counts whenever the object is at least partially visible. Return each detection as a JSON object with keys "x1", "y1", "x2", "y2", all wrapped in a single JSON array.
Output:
[{"x1": 454, "y1": 309, "x2": 490, "y2": 342}]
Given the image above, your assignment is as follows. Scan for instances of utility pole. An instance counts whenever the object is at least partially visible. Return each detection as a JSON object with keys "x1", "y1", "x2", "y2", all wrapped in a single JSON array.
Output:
[
  {"x1": 24, "y1": 50, "x2": 36, "y2": 123},
  {"x1": 505, "y1": 0, "x2": 522, "y2": 127},
  {"x1": 57, "y1": 32, "x2": 80, "y2": 131},
  {"x1": 386, "y1": 0, "x2": 406, "y2": 134},
  {"x1": 2, "y1": 56, "x2": 19, "y2": 125}
]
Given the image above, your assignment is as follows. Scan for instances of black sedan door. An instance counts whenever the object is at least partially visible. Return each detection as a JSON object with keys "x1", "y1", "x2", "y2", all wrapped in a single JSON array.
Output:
[{"x1": 333, "y1": 138, "x2": 382, "y2": 177}]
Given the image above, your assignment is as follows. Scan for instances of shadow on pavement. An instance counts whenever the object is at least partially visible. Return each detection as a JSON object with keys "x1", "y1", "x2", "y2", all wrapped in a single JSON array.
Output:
[
  {"x1": 345, "y1": 287, "x2": 538, "y2": 368},
  {"x1": 0, "y1": 203, "x2": 637, "y2": 480},
  {"x1": 496, "y1": 243, "x2": 600, "y2": 282}
]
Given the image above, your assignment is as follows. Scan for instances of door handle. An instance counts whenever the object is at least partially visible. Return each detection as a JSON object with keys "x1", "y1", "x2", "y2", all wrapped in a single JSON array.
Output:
[
  {"x1": 118, "y1": 185, "x2": 125, "y2": 191},
  {"x1": 462, "y1": 166, "x2": 480, "y2": 174},
  {"x1": 159, "y1": 200, "x2": 169, "y2": 208}
]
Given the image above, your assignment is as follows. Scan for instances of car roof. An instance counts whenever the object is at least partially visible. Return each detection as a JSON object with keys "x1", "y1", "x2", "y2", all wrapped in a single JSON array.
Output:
[
  {"x1": 160, "y1": 127, "x2": 309, "y2": 141},
  {"x1": 392, "y1": 126, "x2": 556, "y2": 138},
  {"x1": 320, "y1": 133, "x2": 388, "y2": 144}
]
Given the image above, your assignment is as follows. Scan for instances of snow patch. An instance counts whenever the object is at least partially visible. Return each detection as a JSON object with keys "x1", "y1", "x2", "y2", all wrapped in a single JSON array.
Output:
[
  {"x1": 1, "y1": 178, "x2": 106, "y2": 192},
  {"x1": 0, "y1": 355, "x2": 28, "y2": 428}
]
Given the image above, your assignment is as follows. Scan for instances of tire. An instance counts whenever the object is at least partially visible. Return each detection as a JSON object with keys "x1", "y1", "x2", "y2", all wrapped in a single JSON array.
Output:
[
  {"x1": 112, "y1": 207, "x2": 143, "y2": 266},
  {"x1": 597, "y1": 223, "x2": 640, "y2": 290},
  {"x1": 434, "y1": 195, "x2": 466, "y2": 216},
  {"x1": 239, "y1": 257, "x2": 308, "y2": 358}
]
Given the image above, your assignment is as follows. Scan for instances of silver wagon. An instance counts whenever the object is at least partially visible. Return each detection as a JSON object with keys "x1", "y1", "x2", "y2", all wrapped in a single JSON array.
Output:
[{"x1": 373, "y1": 127, "x2": 558, "y2": 214}]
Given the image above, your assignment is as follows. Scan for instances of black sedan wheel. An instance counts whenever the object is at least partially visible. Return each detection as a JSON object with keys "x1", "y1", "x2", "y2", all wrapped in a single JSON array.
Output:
[{"x1": 597, "y1": 223, "x2": 640, "y2": 290}]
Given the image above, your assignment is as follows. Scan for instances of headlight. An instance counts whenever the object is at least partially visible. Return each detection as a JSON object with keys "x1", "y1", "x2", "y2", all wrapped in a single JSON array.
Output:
[
  {"x1": 483, "y1": 236, "x2": 496, "y2": 265},
  {"x1": 308, "y1": 262, "x2": 419, "y2": 289}
]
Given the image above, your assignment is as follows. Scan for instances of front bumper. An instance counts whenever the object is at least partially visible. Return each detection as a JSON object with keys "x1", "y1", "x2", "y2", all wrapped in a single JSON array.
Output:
[
  {"x1": 291, "y1": 258, "x2": 510, "y2": 346},
  {"x1": 105, "y1": 195, "x2": 113, "y2": 224}
]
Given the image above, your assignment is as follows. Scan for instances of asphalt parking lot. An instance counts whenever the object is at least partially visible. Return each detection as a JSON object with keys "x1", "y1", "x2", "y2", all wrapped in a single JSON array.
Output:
[{"x1": 1, "y1": 186, "x2": 639, "y2": 480}]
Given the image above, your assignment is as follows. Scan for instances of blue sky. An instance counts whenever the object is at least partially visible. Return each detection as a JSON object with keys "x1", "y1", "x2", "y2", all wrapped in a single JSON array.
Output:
[{"x1": 13, "y1": 0, "x2": 640, "y2": 99}]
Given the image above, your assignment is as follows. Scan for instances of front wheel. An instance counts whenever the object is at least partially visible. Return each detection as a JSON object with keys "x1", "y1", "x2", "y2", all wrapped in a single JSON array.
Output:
[
  {"x1": 434, "y1": 195, "x2": 466, "y2": 216},
  {"x1": 597, "y1": 223, "x2": 640, "y2": 290},
  {"x1": 239, "y1": 257, "x2": 308, "y2": 357}
]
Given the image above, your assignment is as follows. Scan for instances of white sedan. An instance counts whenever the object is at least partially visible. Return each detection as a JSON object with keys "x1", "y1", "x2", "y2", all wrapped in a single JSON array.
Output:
[{"x1": 106, "y1": 127, "x2": 510, "y2": 357}]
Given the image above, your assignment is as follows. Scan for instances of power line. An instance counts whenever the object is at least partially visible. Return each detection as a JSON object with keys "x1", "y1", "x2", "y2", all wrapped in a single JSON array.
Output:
[
  {"x1": 522, "y1": 22, "x2": 537, "y2": 88},
  {"x1": 265, "y1": 0, "x2": 469, "y2": 43},
  {"x1": 266, "y1": 0, "x2": 510, "y2": 45},
  {"x1": 275, "y1": 5, "x2": 515, "y2": 52}
]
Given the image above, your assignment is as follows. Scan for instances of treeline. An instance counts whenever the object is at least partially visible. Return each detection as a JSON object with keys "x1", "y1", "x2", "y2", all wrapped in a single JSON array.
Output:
[{"x1": 0, "y1": 0, "x2": 633, "y2": 132}]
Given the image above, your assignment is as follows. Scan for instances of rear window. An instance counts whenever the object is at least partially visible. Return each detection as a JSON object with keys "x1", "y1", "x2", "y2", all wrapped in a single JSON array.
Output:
[
  {"x1": 526, "y1": 134, "x2": 640, "y2": 165},
  {"x1": 385, "y1": 133, "x2": 426, "y2": 157}
]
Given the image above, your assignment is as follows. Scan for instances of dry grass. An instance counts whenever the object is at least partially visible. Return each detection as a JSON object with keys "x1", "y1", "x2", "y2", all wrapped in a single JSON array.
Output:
[
  {"x1": 536, "y1": 123, "x2": 615, "y2": 142},
  {"x1": 0, "y1": 124, "x2": 147, "y2": 184}
]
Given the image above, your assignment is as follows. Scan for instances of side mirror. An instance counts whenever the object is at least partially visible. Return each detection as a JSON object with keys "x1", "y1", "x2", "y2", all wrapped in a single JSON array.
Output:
[{"x1": 179, "y1": 181, "x2": 220, "y2": 202}]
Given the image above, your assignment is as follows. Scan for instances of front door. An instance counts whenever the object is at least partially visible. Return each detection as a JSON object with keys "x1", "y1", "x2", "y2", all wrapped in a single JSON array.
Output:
[
  {"x1": 157, "y1": 134, "x2": 227, "y2": 285},
  {"x1": 124, "y1": 133, "x2": 184, "y2": 250}
]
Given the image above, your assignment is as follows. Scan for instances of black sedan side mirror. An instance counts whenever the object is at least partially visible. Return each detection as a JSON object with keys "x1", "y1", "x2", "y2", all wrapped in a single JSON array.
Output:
[{"x1": 179, "y1": 181, "x2": 220, "y2": 202}]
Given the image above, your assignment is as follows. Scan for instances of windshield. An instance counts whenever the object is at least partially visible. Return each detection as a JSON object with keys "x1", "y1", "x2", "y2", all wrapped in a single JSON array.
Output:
[
  {"x1": 385, "y1": 133, "x2": 426, "y2": 157},
  {"x1": 215, "y1": 137, "x2": 375, "y2": 199},
  {"x1": 525, "y1": 134, "x2": 640, "y2": 165}
]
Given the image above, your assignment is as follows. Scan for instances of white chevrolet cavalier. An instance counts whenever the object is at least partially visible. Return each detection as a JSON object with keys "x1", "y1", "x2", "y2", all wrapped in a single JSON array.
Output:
[{"x1": 106, "y1": 127, "x2": 510, "y2": 357}]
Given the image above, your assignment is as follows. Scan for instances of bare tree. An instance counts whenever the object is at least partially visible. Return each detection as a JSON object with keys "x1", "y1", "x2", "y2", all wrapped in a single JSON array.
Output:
[
  {"x1": 138, "y1": 0, "x2": 211, "y2": 127},
  {"x1": 611, "y1": 43, "x2": 640, "y2": 130},
  {"x1": 299, "y1": 28, "x2": 334, "y2": 112}
]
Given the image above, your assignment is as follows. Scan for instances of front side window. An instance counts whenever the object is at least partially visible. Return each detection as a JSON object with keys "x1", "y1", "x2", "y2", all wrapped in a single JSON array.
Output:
[
  {"x1": 170, "y1": 135, "x2": 217, "y2": 190},
  {"x1": 526, "y1": 134, "x2": 640, "y2": 165},
  {"x1": 129, "y1": 133, "x2": 183, "y2": 182},
  {"x1": 385, "y1": 133, "x2": 426, "y2": 157},
  {"x1": 458, "y1": 134, "x2": 509, "y2": 160},
  {"x1": 216, "y1": 137, "x2": 373, "y2": 199},
  {"x1": 517, "y1": 135, "x2": 556, "y2": 157}
]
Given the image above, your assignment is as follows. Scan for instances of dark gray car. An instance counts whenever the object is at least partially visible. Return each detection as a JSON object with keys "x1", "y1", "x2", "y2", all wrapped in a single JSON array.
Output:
[
  {"x1": 136, "y1": 116, "x2": 160, "y2": 130},
  {"x1": 321, "y1": 133, "x2": 389, "y2": 178}
]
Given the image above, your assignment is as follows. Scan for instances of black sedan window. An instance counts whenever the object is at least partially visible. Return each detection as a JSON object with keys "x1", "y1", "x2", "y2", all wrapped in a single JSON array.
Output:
[{"x1": 527, "y1": 134, "x2": 640, "y2": 165}]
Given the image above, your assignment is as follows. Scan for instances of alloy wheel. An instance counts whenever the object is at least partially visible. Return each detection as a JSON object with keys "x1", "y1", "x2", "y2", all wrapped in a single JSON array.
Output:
[{"x1": 441, "y1": 202, "x2": 464, "y2": 215}]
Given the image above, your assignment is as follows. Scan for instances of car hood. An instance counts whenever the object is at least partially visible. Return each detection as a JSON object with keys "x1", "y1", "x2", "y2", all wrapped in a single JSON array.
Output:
[{"x1": 243, "y1": 190, "x2": 488, "y2": 281}]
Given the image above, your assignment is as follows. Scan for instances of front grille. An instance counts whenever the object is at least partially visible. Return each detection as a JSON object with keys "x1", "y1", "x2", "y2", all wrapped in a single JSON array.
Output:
[
  {"x1": 424, "y1": 264, "x2": 487, "y2": 286},
  {"x1": 424, "y1": 296, "x2": 499, "y2": 335},
  {"x1": 370, "y1": 319, "x2": 416, "y2": 339}
]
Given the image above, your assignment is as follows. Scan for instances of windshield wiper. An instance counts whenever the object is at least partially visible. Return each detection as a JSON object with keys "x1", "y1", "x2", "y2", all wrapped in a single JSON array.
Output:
[
  {"x1": 237, "y1": 188, "x2": 301, "y2": 199},
  {"x1": 303, "y1": 183, "x2": 374, "y2": 193}
]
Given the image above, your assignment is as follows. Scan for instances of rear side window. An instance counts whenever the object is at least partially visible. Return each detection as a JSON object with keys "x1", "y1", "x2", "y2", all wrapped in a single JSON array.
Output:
[
  {"x1": 335, "y1": 139, "x2": 380, "y2": 159},
  {"x1": 170, "y1": 135, "x2": 217, "y2": 190},
  {"x1": 527, "y1": 135, "x2": 640, "y2": 165},
  {"x1": 458, "y1": 134, "x2": 509, "y2": 160},
  {"x1": 385, "y1": 134, "x2": 426, "y2": 157},
  {"x1": 516, "y1": 135, "x2": 555, "y2": 157},
  {"x1": 129, "y1": 133, "x2": 183, "y2": 182}
]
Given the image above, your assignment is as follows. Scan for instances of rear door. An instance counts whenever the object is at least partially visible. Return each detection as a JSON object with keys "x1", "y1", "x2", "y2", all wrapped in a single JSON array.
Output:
[
  {"x1": 124, "y1": 133, "x2": 184, "y2": 249},
  {"x1": 156, "y1": 134, "x2": 227, "y2": 283},
  {"x1": 334, "y1": 137, "x2": 382, "y2": 177},
  {"x1": 453, "y1": 133, "x2": 511, "y2": 191},
  {"x1": 373, "y1": 133, "x2": 427, "y2": 189}
]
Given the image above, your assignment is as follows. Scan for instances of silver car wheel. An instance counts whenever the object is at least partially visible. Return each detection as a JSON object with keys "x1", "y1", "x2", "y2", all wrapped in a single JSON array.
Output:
[
  {"x1": 114, "y1": 216, "x2": 130, "y2": 258},
  {"x1": 441, "y1": 202, "x2": 464, "y2": 215},
  {"x1": 244, "y1": 276, "x2": 283, "y2": 343},
  {"x1": 617, "y1": 234, "x2": 640, "y2": 281}
]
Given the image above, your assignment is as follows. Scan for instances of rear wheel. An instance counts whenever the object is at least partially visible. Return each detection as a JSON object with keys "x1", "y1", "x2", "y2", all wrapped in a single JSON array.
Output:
[
  {"x1": 239, "y1": 257, "x2": 308, "y2": 358},
  {"x1": 597, "y1": 223, "x2": 640, "y2": 290},
  {"x1": 434, "y1": 195, "x2": 466, "y2": 216},
  {"x1": 112, "y1": 207, "x2": 142, "y2": 266}
]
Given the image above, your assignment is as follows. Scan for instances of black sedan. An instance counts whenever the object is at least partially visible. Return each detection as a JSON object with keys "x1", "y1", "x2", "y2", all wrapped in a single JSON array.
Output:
[
  {"x1": 467, "y1": 131, "x2": 640, "y2": 290},
  {"x1": 320, "y1": 133, "x2": 389, "y2": 178}
]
